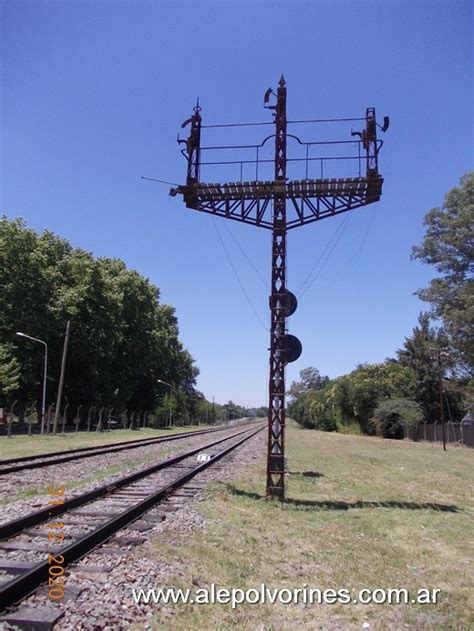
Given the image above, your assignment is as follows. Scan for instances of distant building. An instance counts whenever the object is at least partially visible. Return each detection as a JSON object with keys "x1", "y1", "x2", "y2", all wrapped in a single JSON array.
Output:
[{"x1": 462, "y1": 405, "x2": 474, "y2": 426}]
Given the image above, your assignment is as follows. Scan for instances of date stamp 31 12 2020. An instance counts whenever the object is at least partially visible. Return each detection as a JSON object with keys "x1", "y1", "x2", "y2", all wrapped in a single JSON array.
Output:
[{"x1": 46, "y1": 485, "x2": 66, "y2": 601}]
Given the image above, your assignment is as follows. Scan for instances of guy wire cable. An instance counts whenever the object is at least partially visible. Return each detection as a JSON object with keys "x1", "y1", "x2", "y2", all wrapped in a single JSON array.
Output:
[
  {"x1": 221, "y1": 221, "x2": 269, "y2": 289},
  {"x1": 316, "y1": 206, "x2": 375, "y2": 291},
  {"x1": 297, "y1": 213, "x2": 352, "y2": 299},
  {"x1": 212, "y1": 217, "x2": 269, "y2": 332}
]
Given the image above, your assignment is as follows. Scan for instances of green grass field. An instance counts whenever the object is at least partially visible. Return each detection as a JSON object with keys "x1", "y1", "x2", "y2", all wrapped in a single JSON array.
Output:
[
  {"x1": 141, "y1": 423, "x2": 473, "y2": 630},
  {"x1": 0, "y1": 425, "x2": 214, "y2": 460}
]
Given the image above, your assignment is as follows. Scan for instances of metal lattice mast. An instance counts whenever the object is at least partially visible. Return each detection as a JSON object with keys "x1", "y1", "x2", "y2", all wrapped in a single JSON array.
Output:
[
  {"x1": 267, "y1": 76, "x2": 287, "y2": 499},
  {"x1": 169, "y1": 77, "x2": 389, "y2": 501}
]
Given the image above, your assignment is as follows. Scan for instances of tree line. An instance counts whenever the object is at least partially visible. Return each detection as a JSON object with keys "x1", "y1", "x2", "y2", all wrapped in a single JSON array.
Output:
[
  {"x1": 0, "y1": 217, "x2": 261, "y2": 429},
  {"x1": 288, "y1": 173, "x2": 473, "y2": 438}
]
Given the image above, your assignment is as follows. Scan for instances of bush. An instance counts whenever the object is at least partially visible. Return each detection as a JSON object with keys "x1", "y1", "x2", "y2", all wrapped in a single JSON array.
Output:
[
  {"x1": 311, "y1": 415, "x2": 337, "y2": 432},
  {"x1": 370, "y1": 398, "x2": 423, "y2": 439},
  {"x1": 336, "y1": 421, "x2": 363, "y2": 435}
]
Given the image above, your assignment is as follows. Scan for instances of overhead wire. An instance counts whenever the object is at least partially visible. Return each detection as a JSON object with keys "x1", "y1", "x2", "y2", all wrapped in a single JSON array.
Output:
[
  {"x1": 141, "y1": 176, "x2": 180, "y2": 186},
  {"x1": 212, "y1": 217, "x2": 269, "y2": 332},
  {"x1": 201, "y1": 117, "x2": 365, "y2": 129},
  {"x1": 288, "y1": 117, "x2": 366, "y2": 124},
  {"x1": 202, "y1": 121, "x2": 274, "y2": 128}
]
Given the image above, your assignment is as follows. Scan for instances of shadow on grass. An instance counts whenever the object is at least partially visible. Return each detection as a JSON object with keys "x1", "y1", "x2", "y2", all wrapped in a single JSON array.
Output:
[
  {"x1": 289, "y1": 471, "x2": 324, "y2": 478},
  {"x1": 224, "y1": 484, "x2": 460, "y2": 513}
]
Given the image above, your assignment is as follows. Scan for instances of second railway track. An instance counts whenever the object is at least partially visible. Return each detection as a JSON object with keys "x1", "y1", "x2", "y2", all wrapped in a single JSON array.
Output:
[
  {"x1": 0, "y1": 422, "x2": 265, "y2": 617},
  {"x1": 0, "y1": 419, "x2": 260, "y2": 475}
]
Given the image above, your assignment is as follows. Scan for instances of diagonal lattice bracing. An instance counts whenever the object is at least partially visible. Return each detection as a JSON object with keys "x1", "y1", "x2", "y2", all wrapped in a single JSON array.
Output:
[{"x1": 173, "y1": 175, "x2": 383, "y2": 231}]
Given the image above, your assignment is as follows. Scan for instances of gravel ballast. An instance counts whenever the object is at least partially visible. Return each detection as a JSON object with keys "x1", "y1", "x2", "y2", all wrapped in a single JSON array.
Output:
[
  {"x1": 0, "y1": 426, "x2": 265, "y2": 630},
  {"x1": 0, "y1": 425, "x2": 257, "y2": 523}
]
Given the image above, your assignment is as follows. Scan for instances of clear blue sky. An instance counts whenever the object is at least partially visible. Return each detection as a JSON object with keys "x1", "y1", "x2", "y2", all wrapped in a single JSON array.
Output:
[{"x1": 1, "y1": 0, "x2": 473, "y2": 407}]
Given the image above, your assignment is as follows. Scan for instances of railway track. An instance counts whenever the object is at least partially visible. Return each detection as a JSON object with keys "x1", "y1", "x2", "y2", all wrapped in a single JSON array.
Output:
[
  {"x1": 0, "y1": 422, "x2": 264, "y2": 620},
  {"x1": 0, "y1": 419, "x2": 260, "y2": 475}
]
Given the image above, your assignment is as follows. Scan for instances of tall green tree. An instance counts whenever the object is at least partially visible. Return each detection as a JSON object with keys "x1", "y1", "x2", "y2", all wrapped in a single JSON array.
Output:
[
  {"x1": 287, "y1": 367, "x2": 330, "y2": 400},
  {"x1": 398, "y1": 313, "x2": 464, "y2": 423},
  {"x1": 0, "y1": 344, "x2": 21, "y2": 395},
  {"x1": 222, "y1": 400, "x2": 241, "y2": 420},
  {"x1": 0, "y1": 217, "x2": 199, "y2": 419},
  {"x1": 412, "y1": 172, "x2": 474, "y2": 373},
  {"x1": 397, "y1": 313, "x2": 440, "y2": 423},
  {"x1": 0, "y1": 216, "x2": 264, "y2": 428},
  {"x1": 0, "y1": 218, "x2": 57, "y2": 405}
]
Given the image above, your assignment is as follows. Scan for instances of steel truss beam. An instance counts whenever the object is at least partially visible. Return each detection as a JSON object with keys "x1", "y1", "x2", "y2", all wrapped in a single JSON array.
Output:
[{"x1": 179, "y1": 187, "x2": 381, "y2": 231}]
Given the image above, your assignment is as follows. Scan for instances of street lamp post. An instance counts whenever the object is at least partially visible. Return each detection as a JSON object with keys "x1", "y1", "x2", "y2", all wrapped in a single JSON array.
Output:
[
  {"x1": 16, "y1": 332, "x2": 48, "y2": 435},
  {"x1": 157, "y1": 379, "x2": 172, "y2": 427}
]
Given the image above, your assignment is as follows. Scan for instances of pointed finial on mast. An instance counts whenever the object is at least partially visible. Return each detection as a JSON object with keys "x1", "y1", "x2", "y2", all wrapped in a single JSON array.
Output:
[
  {"x1": 279, "y1": 74, "x2": 286, "y2": 87},
  {"x1": 194, "y1": 97, "x2": 201, "y2": 113}
]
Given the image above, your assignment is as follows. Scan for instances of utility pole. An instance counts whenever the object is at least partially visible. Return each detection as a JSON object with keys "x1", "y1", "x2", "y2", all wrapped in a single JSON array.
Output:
[
  {"x1": 437, "y1": 349, "x2": 447, "y2": 451},
  {"x1": 169, "y1": 77, "x2": 389, "y2": 499},
  {"x1": 53, "y1": 320, "x2": 71, "y2": 435}
]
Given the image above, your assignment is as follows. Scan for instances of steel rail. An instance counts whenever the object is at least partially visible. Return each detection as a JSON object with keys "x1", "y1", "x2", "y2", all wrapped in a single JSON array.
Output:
[
  {"x1": 0, "y1": 423, "x2": 265, "y2": 539},
  {"x1": 0, "y1": 420, "x2": 260, "y2": 475},
  {"x1": 0, "y1": 424, "x2": 264, "y2": 609},
  {"x1": 0, "y1": 421, "x2": 255, "y2": 465}
]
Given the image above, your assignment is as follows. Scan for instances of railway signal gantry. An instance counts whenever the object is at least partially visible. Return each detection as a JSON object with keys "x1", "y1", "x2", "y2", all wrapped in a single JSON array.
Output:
[{"x1": 171, "y1": 76, "x2": 389, "y2": 499}]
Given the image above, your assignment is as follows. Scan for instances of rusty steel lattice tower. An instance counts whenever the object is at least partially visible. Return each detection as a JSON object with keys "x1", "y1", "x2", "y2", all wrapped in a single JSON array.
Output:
[{"x1": 171, "y1": 76, "x2": 388, "y2": 499}]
